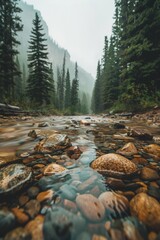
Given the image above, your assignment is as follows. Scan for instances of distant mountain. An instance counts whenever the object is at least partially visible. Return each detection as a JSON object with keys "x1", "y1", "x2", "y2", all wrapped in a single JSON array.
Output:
[{"x1": 17, "y1": 1, "x2": 94, "y2": 97}]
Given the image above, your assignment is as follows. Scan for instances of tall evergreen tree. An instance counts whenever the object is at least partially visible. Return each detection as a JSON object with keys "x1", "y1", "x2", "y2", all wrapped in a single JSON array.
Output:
[
  {"x1": 91, "y1": 61, "x2": 101, "y2": 113},
  {"x1": 27, "y1": 13, "x2": 52, "y2": 106},
  {"x1": 0, "y1": 0, "x2": 23, "y2": 102},
  {"x1": 60, "y1": 52, "x2": 66, "y2": 109},
  {"x1": 71, "y1": 62, "x2": 79, "y2": 113},
  {"x1": 49, "y1": 63, "x2": 56, "y2": 106},
  {"x1": 64, "y1": 69, "x2": 71, "y2": 109},
  {"x1": 56, "y1": 66, "x2": 62, "y2": 110}
]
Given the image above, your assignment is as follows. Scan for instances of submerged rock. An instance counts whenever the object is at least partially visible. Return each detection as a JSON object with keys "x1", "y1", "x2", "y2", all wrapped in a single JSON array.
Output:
[
  {"x1": 99, "y1": 191, "x2": 129, "y2": 218},
  {"x1": 0, "y1": 164, "x2": 32, "y2": 196},
  {"x1": 43, "y1": 207, "x2": 86, "y2": 240},
  {"x1": 130, "y1": 193, "x2": 160, "y2": 231},
  {"x1": 34, "y1": 134, "x2": 71, "y2": 153},
  {"x1": 76, "y1": 194, "x2": 105, "y2": 223},
  {"x1": 43, "y1": 163, "x2": 66, "y2": 176},
  {"x1": 0, "y1": 208, "x2": 16, "y2": 236},
  {"x1": 90, "y1": 153, "x2": 138, "y2": 178}
]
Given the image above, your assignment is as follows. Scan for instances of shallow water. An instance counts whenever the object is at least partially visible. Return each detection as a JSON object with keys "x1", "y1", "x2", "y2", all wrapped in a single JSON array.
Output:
[{"x1": 0, "y1": 115, "x2": 160, "y2": 239}]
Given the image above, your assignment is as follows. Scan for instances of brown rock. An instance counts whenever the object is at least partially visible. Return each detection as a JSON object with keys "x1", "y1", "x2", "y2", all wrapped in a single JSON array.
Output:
[
  {"x1": 99, "y1": 191, "x2": 129, "y2": 216},
  {"x1": 24, "y1": 199, "x2": 41, "y2": 219},
  {"x1": 25, "y1": 215, "x2": 44, "y2": 240},
  {"x1": 67, "y1": 146, "x2": 82, "y2": 160},
  {"x1": 129, "y1": 128, "x2": 153, "y2": 140},
  {"x1": 140, "y1": 167, "x2": 159, "y2": 181},
  {"x1": 144, "y1": 144, "x2": 160, "y2": 158},
  {"x1": 116, "y1": 142, "x2": 138, "y2": 156},
  {"x1": 4, "y1": 227, "x2": 31, "y2": 240},
  {"x1": 131, "y1": 157, "x2": 148, "y2": 166},
  {"x1": 11, "y1": 208, "x2": 29, "y2": 224},
  {"x1": 130, "y1": 193, "x2": 160, "y2": 231},
  {"x1": 148, "y1": 232, "x2": 157, "y2": 240},
  {"x1": 92, "y1": 234, "x2": 108, "y2": 240},
  {"x1": 19, "y1": 195, "x2": 29, "y2": 206},
  {"x1": 91, "y1": 153, "x2": 138, "y2": 178},
  {"x1": 43, "y1": 163, "x2": 66, "y2": 176},
  {"x1": 105, "y1": 178, "x2": 125, "y2": 190},
  {"x1": 36, "y1": 190, "x2": 54, "y2": 203},
  {"x1": 76, "y1": 194, "x2": 105, "y2": 222},
  {"x1": 27, "y1": 186, "x2": 40, "y2": 198}
]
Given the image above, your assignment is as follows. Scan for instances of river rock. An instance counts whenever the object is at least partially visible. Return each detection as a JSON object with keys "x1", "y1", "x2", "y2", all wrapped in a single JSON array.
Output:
[
  {"x1": 99, "y1": 191, "x2": 129, "y2": 217},
  {"x1": 140, "y1": 167, "x2": 159, "y2": 181},
  {"x1": 116, "y1": 142, "x2": 138, "y2": 156},
  {"x1": 43, "y1": 207, "x2": 86, "y2": 240},
  {"x1": 11, "y1": 208, "x2": 29, "y2": 224},
  {"x1": 130, "y1": 193, "x2": 160, "y2": 231},
  {"x1": 76, "y1": 194, "x2": 105, "y2": 222},
  {"x1": 4, "y1": 227, "x2": 31, "y2": 240},
  {"x1": 0, "y1": 164, "x2": 32, "y2": 196},
  {"x1": 37, "y1": 190, "x2": 54, "y2": 203},
  {"x1": 25, "y1": 215, "x2": 44, "y2": 240},
  {"x1": 24, "y1": 200, "x2": 41, "y2": 219},
  {"x1": 129, "y1": 128, "x2": 153, "y2": 140},
  {"x1": 60, "y1": 184, "x2": 77, "y2": 200},
  {"x1": 34, "y1": 134, "x2": 71, "y2": 152},
  {"x1": 0, "y1": 208, "x2": 16, "y2": 236},
  {"x1": 113, "y1": 123, "x2": 125, "y2": 129},
  {"x1": 143, "y1": 144, "x2": 160, "y2": 158},
  {"x1": 90, "y1": 153, "x2": 138, "y2": 178},
  {"x1": 38, "y1": 122, "x2": 50, "y2": 127},
  {"x1": 105, "y1": 178, "x2": 125, "y2": 190},
  {"x1": 43, "y1": 163, "x2": 66, "y2": 176}
]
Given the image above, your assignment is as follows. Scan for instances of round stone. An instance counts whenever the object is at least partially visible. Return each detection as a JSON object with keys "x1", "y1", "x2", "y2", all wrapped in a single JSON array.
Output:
[
  {"x1": 76, "y1": 194, "x2": 105, "y2": 222},
  {"x1": 0, "y1": 164, "x2": 32, "y2": 196},
  {"x1": 43, "y1": 163, "x2": 66, "y2": 176},
  {"x1": 130, "y1": 193, "x2": 160, "y2": 231},
  {"x1": 99, "y1": 191, "x2": 129, "y2": 218},
  {"x1": 140, "y1": 167, "x2": 159, "y2": 181},
  {"x1": 116, "y1": 142, "x2": 138, "y2": 156},
  {"x1": 90, "y1": 153, "x2": 138, "y2": 178}
]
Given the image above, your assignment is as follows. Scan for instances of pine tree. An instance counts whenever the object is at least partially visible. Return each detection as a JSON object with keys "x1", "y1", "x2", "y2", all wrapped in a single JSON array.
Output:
[
  {"x1": 0, "y1": 0, "x2": 23, "y2": 102},
  {"x1": 71, "y1": 62, "x2": 79, "y2": 113},
  {"x1": 56, "y1": 66, "x2": 62, "y2": 110},
  {"x1": 64, "y1": 69, "x2": 71, "y2": 109},
  {"x1": 59, "y1": 52, "x2": 66, "y2": 110},
  {"x1": 91, "y1": 61, "x2": 101, "y2": 113},
  {"x1": 14, "y1": 56, "x2": 23, "y2": 102},
  {"x1": 27, "y1": 13, "x2": 52, "y2": 106},
  {"x1": 81, "y1": 92, "x2": 89, "y2": 114},
  {"x1": 49, "y1": 63, "x2": 56, "y2": 106}
]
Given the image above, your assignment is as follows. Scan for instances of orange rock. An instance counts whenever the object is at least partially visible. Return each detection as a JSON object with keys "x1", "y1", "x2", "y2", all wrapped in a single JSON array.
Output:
[
  {"x1": 116, "y1": 142, "x2": 138, "y2": 156},
  {"x1": 37, "y1": 190, "x2": 54, "y2": 203},
  {"x1": 91, "y1": 153, "x2": 138, "y2": 178},
  {"x1": 25, "y1": 215, "x2": 44, "y2": 240},
  {"x1": 130, "y1": 193, "x2": 160, "y2": 231},
  {"x1": 144, "y1": 144, "x2": 160, "y2": 158},
  {"x1": 11, "y1": 208, "x2": 29, "y2": 224},
  {"x1": 43, "y1": 163, "x2": 66, "y2": 176}
]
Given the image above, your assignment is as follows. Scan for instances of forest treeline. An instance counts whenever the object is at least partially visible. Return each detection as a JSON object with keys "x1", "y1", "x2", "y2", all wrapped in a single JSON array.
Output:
[
  {"x1": 92, "y1": 0, "x2": 160, "y2": 113},
  {"x1": 0, "y1": 0, "x2": 89, "y2": 114}
]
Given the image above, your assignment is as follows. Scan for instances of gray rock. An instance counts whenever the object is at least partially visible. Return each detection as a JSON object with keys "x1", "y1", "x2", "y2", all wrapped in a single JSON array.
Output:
[{"x1": 43, "y1": 207, "x2": 86, "y2": 240}]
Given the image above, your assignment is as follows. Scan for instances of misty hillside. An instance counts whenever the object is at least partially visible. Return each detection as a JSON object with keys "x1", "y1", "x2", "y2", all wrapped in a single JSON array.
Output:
[{"x1": 17, "y1": 1, "x2": 94, "y2": 96}]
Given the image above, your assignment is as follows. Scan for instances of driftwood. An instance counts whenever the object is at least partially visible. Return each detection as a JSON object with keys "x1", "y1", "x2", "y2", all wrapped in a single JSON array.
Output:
[{"x1": 0, "y1": 103, "x2": 29, "y2": 116}]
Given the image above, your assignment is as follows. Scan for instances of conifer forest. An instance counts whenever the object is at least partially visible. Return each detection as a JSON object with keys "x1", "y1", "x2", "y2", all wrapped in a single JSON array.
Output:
[{"x1": 0, "y1": 0, "x2": 160, "y2": 114}]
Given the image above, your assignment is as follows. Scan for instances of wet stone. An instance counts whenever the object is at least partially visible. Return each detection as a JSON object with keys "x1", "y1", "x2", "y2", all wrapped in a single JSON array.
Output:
[
  {"x1": 43, "y1": 207, "x2": 86, "y2": 240},
  {"x1": 36, "y1": 190, "x2": 54, "y2": 203},
  {"x1": 0, "y1": 208, "x2": 16, "y2": 237},
  {"x1": 130, "y1": 193, "x2": 160, "y2": 231},
  {"x1": 24, "y1": 200, "x2": 41, "y2": 219},
  {"x1": 76, "y1": 194, "x2": 105, "y2": 223},
  {"x1": 99, "y1": 191, "x2": 129, "y2": 218},
  {"x1": 129, "y1": 128, "x2": 153, "y2": 140},
  {"x1": 116, "y1": 142, "x2": 138, "y2": 156},
  {"x1": 91, "y1": 153, "x2": 138, "y2": 178},
  {"x1": 140, "y1": 167, "x2": 159, "y2": 181},
  {"x1": 4, "y1": 227, "x2": 31, "y2": 240},
  {"x1": 11, "y1": 208, "x2": 29, "y2": 224},
  {"x1": 105, "y1": 178, "x2": 125, "y2": 190},
  {"x1": 148, "y1": 186, "x2": 160, "y2": 201},
  {"x1": 27, "y1": 186, "x2": 40, "y2": 199},
  {"x1": 43, "y1": 163, "x2": 66, "y2": 176},
  {"x1": 0, "y1": 164, "x2": 32, "y2": 196},
  {"x1": 34, "y1": 134, "x2": 71, "y2": 153},
  {"x1": 25, "y1": 215, "x2": 44, "y2": 240},
  {"x1": 143, "y1": 144, "x2": 160, "y2": 158},
  {"x1": 60, "y1": 184, "x2": 77, "y2": 200}
]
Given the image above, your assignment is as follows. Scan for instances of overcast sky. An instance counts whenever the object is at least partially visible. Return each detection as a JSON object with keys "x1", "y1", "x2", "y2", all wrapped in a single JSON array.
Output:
[{"x1": 24, "y1": 0, "x2": 115, "y2": 78}]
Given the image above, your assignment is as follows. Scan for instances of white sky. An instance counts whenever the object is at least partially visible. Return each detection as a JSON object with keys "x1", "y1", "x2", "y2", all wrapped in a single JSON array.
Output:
[{"x1": 24, "y1": 0, "x2": 115, "y2": 78}]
